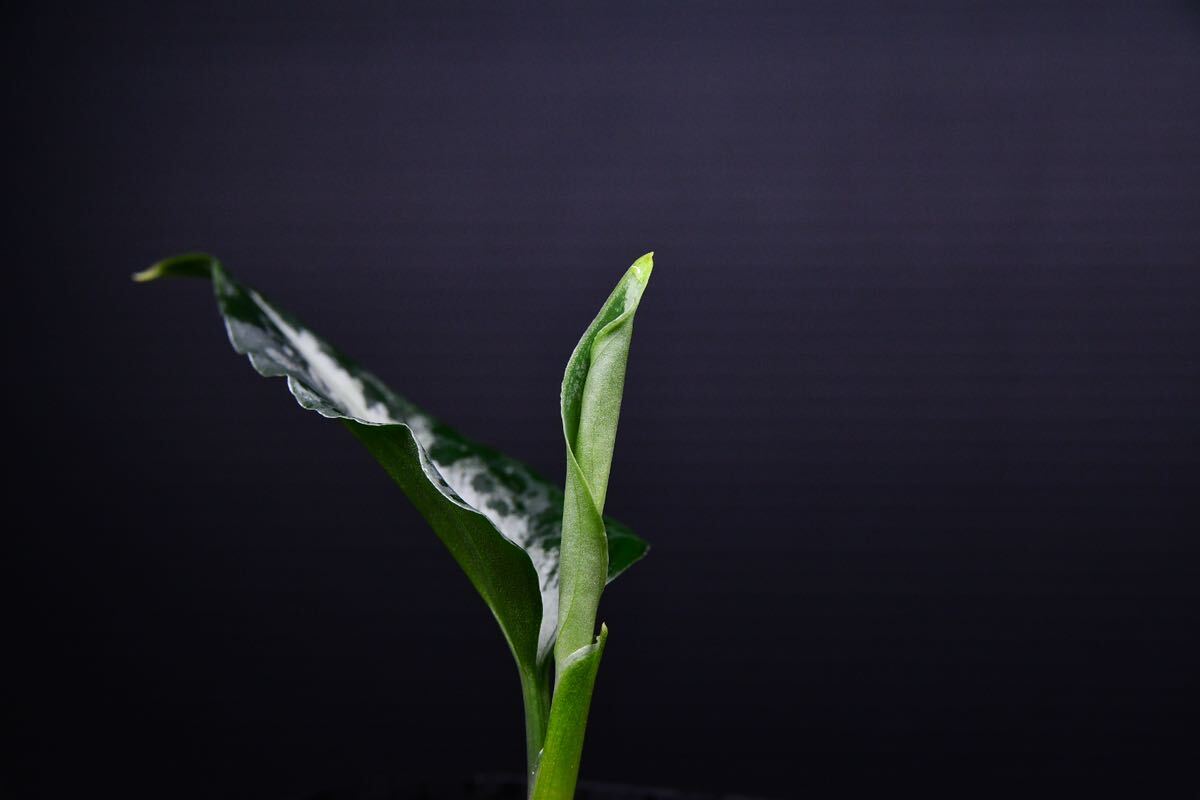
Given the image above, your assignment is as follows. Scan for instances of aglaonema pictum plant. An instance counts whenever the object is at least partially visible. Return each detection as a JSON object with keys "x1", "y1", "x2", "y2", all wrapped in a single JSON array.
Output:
[{"x1": 136, "y1": 252, "x2": 654, "y2": 798}]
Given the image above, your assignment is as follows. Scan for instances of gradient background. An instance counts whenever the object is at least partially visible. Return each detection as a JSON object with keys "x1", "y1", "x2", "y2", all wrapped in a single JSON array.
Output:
[{"x1": 8, "y1": 2, "x2": 1200, "y2": 798}]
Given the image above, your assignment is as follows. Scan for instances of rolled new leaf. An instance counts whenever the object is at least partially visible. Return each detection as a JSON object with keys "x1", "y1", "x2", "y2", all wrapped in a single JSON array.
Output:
[{"x1": 555, "y1": 253, "x2": 653, "y2": 666}]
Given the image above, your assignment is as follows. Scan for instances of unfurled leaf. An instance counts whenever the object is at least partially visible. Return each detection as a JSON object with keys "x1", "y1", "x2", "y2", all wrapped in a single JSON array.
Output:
[{"x1": 134, "y1": 254, "x2": 648, "y2": 686}]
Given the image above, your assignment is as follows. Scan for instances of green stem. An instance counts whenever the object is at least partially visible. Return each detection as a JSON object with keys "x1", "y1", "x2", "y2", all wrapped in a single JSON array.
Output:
[
  {"x1": 521, "y1": 662, "x2": 552, "y2": 787},
  {"x1": 529, "y1": 626, "x2": 607, "y2": 800}
]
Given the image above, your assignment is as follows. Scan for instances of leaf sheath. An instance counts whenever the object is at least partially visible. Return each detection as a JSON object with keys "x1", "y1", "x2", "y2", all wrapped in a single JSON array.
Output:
[{"x1": 529, "y1": 627, "x2": 608, "y2": 800}]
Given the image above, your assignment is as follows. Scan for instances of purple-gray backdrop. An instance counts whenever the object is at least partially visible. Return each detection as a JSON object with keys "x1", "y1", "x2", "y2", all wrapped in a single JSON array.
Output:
[{"x1": 9, "y1": 2, "x2": 1199, "y2": 798}]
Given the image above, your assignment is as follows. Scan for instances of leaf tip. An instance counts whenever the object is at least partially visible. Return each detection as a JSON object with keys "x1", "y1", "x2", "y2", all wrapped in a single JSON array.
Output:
[
  {"x1": 131, "y1": 263, "x2": 165, "y2": 283},
  {"x1": 593, "y1": 623, "x2": 609, "y2": 657},
  {"x1": 133, "y1": 252, "x2": 219, "y2": 283},
  {"x1": 630, "y1": 252, "x2": 654, "y2": 285}
]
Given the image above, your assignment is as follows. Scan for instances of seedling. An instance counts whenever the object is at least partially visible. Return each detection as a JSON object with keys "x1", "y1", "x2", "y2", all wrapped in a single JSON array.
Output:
[{"x1": 136, "y1": 253, "x2": 654, "y2": 798}]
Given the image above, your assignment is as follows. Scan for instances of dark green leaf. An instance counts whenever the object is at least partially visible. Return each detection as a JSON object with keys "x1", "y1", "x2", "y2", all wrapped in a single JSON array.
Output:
[{"x1": 135, "y1": 254, "x2": 648, "y2": 682}]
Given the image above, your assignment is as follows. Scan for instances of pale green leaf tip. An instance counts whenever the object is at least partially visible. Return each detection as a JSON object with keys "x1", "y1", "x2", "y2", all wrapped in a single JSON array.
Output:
[
  {"x1": 629, "y1": 252, "x2": 654, "y2": 285},
  {"x1": 132, "y1": 252, "x2": 217, "y2": 283},
  {"x1": 131, "y1": 263, "x2": 166, "y2": 283}
]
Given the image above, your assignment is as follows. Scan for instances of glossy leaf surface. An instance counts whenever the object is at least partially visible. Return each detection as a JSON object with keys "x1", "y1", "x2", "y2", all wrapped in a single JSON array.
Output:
[{"x1": 135, "y1": 254, "x2": 648, "y2": 678}]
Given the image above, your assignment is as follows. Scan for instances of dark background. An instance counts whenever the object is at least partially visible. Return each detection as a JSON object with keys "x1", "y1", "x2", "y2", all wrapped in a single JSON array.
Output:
[{"x1": 8, "y1": 2, "x2": 1199, "y2": 798}]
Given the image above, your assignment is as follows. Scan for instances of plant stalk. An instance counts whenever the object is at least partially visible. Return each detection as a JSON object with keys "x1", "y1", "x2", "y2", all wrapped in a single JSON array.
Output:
[
  {"x1": 528, "y1": 626, "x2": 607, "y2": 800},
  {"x1": 521, "y1": 662, "x2": 552, "y2": 786}
]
